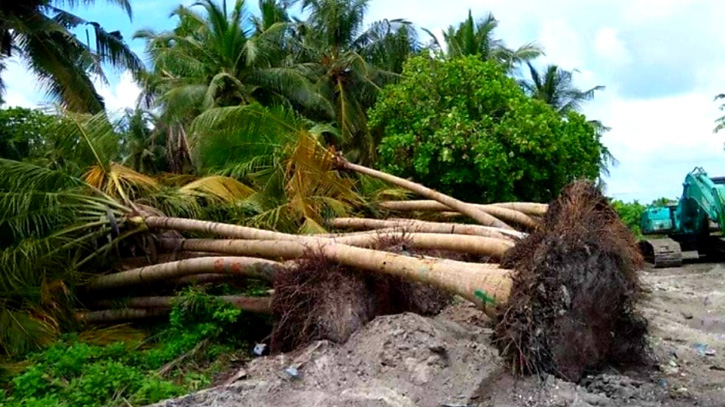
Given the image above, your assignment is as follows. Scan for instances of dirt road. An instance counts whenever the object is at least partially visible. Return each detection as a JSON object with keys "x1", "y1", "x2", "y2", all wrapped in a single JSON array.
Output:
[{"x1": 150, "y1": 263, "x2": 725, "y2": 407}]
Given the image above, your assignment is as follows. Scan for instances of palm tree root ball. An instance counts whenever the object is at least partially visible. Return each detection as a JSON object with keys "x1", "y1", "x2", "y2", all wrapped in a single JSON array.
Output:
[
  {"x1": 271, "y1": 255, "x2": 451, "y2": 352},
  {"x1": 494, "y1": 181, "x2": 648, "y2": 380}
]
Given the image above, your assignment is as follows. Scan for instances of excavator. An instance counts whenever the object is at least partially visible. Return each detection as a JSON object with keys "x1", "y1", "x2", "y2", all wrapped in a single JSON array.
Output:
[{"x1": 639, "y1": 167, "x2": 725, "y2": 267}]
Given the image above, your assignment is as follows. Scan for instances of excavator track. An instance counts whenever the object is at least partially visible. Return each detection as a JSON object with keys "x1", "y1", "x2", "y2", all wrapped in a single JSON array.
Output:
[{"x1": 639, "y1": 238, "x2": 683, "y2": 268}]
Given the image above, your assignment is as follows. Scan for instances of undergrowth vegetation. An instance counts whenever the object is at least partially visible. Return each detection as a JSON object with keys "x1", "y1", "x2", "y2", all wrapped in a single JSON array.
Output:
[{"x1": 0, "y1": 289, "x2": 269, "y2": 407}]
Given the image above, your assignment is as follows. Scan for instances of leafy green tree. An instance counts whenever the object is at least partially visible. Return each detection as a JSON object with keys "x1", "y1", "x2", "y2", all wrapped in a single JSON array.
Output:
[
  {"x1": 0, "y1": 107, "x2": 58, "y2": 161},
  {"x1": 436, "y1": 11, "x2": 540, "y2": 69},
  {"x1": 0, "y1": 0, "x2": 142, "y2": 113},
  {"x1": 522, "y1": 63, "x2": 603, "y2": 113},
  {"x1": 370, "y1": 56, "x2": 607, "y2": 203},
  {"x1": 611, "y1": 200, "x2": 646, "y2": 237}
]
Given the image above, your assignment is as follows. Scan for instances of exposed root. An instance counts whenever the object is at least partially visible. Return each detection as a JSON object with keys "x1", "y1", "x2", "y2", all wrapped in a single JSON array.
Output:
[
  {"x1": 494, "y1": 181, "x2": 648, "y2": 381},
  {"x1": 271, "y1": 234, "x2": 451, "y2": 353}
]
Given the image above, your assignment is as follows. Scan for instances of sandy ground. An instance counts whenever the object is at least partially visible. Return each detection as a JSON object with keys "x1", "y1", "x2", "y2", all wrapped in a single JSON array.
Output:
[{"x1": 149, "y1": 263, "x2": 725, "y2": 407}]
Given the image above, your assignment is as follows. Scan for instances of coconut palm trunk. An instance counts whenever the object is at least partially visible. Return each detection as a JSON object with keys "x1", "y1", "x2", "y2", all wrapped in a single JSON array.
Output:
[
  {"x1": 157, "y1": 238, "x2": 513, "y2": 316},
  {"x1": 490, "y1": 202, "x2": 548, "y2": 217},
  {"x1": 378, "y1": 200, "x2": 539, "y2": 228},
  {"x1": 78, "y1": 308, "x2": 169, "y2": 323},
  {"x1": 333, "y1": 158, "x2": 512, "y2": 229},
  {"x1": 78, "y1": 296, "x2": 272, "y2": 323},
  {"x1": 87, "y1": 296, "x2": 272, "y2": 313},
  {"x1": 88, "y1": 257, "x2": 282, "y2": 290},
  {"x1": 329, "y1": 218, "x2": 524, "y2": 240},
  {"x1": 142, "y1": 216, "x2": 513, "y2": 257}
]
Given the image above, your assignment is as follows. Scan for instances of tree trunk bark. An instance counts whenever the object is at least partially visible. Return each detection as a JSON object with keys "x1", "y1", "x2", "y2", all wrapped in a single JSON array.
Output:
[
  {"x1": 86, "y1": 296, "x2": 272, "y2": 314},
  {"x1": 87, "y1": 257, "x2": 282, "y2": 291},
  {"x1": 378, "y1": 201, "x2": 538, "y2": 229},
  {"x1": 78, "y1": 296, "x2": 272, "y2": 322},
  {"x1": 333, "y1": 233, "x2": 513, "y2": 257},
  {"x1": 329, "y1": 217, "x2": 524, "y2": 240},
  {"x1": 157, "y1": 238, "x2": 513, "y2": 316},
  {"x1": 78, "y1": 308, "x2": 169, "y2": 323},
  {"x1": 334, "y1": 158, "x2": 512, "y2": 229},
  {"x1": 143, "y1": 216, "x2": 513, "y2": 257},
  {"x1": 491, "y1": 202, "x2": 548, "y2": 217}
]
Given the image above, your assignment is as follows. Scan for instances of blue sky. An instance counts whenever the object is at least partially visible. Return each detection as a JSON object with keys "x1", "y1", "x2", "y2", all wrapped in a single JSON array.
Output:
[{"x1": 4, "y1": 0, "x2": 725, "y2": 203}]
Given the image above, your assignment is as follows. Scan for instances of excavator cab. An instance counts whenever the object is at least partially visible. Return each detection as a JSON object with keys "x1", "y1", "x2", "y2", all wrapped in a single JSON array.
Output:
[{"x1": 639, "y1": 168, "x2": 725, "y2": 268}]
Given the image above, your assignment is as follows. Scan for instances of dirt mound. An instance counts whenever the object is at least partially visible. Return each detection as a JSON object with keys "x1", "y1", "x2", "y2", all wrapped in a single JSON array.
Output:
[
  {"x1": 271, "y1": 252, "x2": 450, "y2": 352},
  {"x1": 495, "y1": 181, "x2": 649, "y2": 381},
  {"x1": 150, "y1": 309, "x2": 501, "y2": 407}
]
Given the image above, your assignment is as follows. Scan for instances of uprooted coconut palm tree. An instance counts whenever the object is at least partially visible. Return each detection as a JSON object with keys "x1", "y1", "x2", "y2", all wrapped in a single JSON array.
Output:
[{"x1": 0, "y1": 105, "x2": 646, "y2": 381}]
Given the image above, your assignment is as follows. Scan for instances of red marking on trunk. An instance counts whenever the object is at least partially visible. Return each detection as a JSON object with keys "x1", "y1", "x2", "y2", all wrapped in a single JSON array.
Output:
[
  {"x1": 214, "y1": 258, "x2": 225, "y2": 272},
  {"x1": 231, "y1": 261, "x2": 243, "y2": 273}
]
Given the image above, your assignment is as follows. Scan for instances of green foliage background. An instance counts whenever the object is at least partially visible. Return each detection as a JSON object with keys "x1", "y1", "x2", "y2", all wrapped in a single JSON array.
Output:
[{"x1": 371, "y1": 56, "x2": 606, "y2": 203}]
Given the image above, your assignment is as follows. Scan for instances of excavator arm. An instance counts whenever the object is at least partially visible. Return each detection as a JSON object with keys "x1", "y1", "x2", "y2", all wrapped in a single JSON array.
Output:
[{"x1": 675, "y1": 168, "x2": 725, "y2": 235}]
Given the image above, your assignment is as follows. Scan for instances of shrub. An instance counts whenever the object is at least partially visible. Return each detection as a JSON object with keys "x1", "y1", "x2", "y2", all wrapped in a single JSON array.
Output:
[{"x1": 370, "y1": 56, "x2": 607, "y2": 203}]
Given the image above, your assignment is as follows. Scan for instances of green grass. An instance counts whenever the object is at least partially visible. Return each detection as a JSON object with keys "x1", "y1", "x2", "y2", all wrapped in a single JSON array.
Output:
[{"x1": 0, "y1": 288, "x2": 271, "y2": 407}]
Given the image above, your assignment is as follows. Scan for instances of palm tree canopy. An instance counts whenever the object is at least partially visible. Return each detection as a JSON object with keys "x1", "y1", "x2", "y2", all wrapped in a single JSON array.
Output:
[
  {"x1": 289, "y1": 0, "x2": 418, "y2": 163},
  {"x1": 440, "y1": 10, "x2": 541, "y2": 69},
  {"x1": 0, "y1": 0, "x2": 142, "y2": 113},
  {"x1": 136, "y1": 0, "x2": 330, "y2": 124},
  {"x1": 522, "y1": 62, "x2": 604, "y2": 113}
]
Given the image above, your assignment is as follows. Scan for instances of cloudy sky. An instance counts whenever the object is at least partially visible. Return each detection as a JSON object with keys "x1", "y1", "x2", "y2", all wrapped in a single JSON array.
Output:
[{"x1": 4, "y1": 0, "x2": 725, "y2": 202}]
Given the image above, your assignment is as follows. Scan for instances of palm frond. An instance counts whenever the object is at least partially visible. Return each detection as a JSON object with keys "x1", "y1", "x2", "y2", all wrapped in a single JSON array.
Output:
[
  {"x1": 179, "y1": 175, "x2": 256, "y2": 204},
  {"x1": 50, "y1": 0, "x2": 133, "y2": 19}
]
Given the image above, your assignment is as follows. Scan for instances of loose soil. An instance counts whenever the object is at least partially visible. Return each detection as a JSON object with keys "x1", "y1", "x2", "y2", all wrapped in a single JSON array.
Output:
[{"x1": 148, "y1": 262, "x2": 725, "y2": 407}]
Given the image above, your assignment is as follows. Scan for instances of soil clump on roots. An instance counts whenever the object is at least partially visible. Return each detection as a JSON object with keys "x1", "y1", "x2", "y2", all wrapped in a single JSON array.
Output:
[
  {"x1": 495, "y1": 181, "x2": 648, "y2": 381},
  {"x1": 271, "y1": 241, "x2": 451, "y2": 352}
]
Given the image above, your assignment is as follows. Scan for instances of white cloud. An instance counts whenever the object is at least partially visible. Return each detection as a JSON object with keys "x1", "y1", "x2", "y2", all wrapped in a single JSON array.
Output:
[
  {"x1": 537, "y1": 20, "x2": 584, "y2": 71},
  {"x1": 589, "y1": 92, "x2": 725, "y2": 202},
  {"x1": 95, "y1": 70, "x2": 142, "y2": 113},
  {"x1": 622, "y1": 0, "x2": 696, "y2": 24},
  {"x1": 594, "y1": 27, "x2": 631, "y2": 66},
  {"x1": 2, "y1": 57, "x2": 44, "y2": 109}
]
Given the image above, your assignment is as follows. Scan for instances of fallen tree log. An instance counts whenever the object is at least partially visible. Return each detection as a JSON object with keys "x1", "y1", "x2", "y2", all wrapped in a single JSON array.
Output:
[
  {"x1": 88, "y1": 257, "x2": 282, "y2": 291},
  {"x1": 156, "y1": 237, "x2": 512, "y2": 316},
  {"x1": 328, "y1": 218, "x2": 524, "y2": 240},
  {"x1": 491, "y1": 202, "x2": 548, "y2": 216},
  {"x1": 120, "y1": 252, "x2": 223, "y2": 270},
  {"x1": 378, "y1": 200, "x2": 538, "y2": 229},
  {"x1": 78, "y1": 308, "x2": 169, "y2": 323},
  {"x1": 78, "y1": 296, "x2": 272, "y2": 323},
  {"x1": 142, "y1": 217, "x2": 513, "y2": 258},
  {"x1": 86, "y1": 295, "x2": 272, "y2": 314},
  {"x1": 333, "y1": 157, "x2": 512, "y2": 229}
]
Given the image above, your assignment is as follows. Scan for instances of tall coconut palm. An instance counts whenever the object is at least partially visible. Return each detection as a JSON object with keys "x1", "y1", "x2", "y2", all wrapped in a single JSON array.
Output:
[
  {"x1": 290, "y1": 0, "x2": 419, "y2": 163},
  {"x1": 0, "y1": 0, "x2": 142, "y2": 113},
  {"x1": 439, "y1": 11, "x2": 541, "y2": 69},
  {"x1": 136, "y1": 0, "x2": 329, "y2": 126},
  {"x1": 521, "y1": 63, "x2": 603, "y2": 114},
  {"x1": 521, "y1": 63, "x2": 616, "y2": 176}
]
